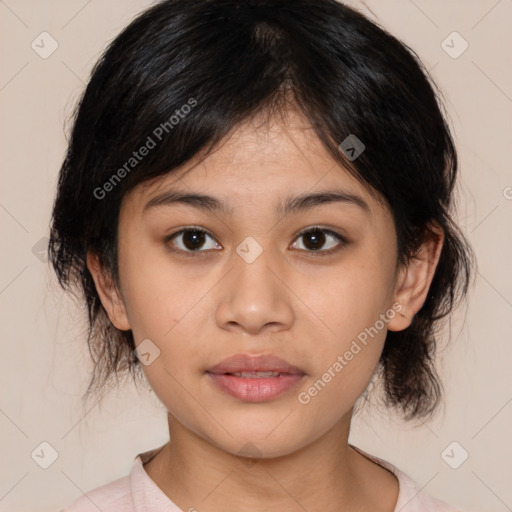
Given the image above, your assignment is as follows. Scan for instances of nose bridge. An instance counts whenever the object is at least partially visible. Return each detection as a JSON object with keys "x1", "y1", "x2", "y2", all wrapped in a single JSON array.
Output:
[
  {"x1": 233, "y1": 234, "x2": 279, "y2": 301},
  {"x1": 215, "y1": 234, "x2": 294, "y2": 333}
]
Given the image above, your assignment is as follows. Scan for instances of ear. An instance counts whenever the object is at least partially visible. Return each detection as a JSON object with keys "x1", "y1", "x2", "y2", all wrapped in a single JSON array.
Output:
[
  {"x1": 387, "y1": 223, "x2": 444, "y2": 332},
  {"x1": 86, "y1": 251, "x2": 131, "y2": 331}
]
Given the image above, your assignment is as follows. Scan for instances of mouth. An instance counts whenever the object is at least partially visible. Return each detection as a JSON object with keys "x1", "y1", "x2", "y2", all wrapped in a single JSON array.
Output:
[
  {"x1": 205, "y1": 353, "x2": 306, "y2": 402},
  {"x1": 219, "y1": 370, "x2": 286, "y2": 378},
  {"x1": 206, "y1": 353, "x2": 305, "y2": 375}
]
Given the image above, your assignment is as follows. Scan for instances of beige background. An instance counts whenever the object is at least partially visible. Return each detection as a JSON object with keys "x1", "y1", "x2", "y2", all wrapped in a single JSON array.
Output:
[{"x1": 1, "y1": 1, "x2": 511, "y2": 511}]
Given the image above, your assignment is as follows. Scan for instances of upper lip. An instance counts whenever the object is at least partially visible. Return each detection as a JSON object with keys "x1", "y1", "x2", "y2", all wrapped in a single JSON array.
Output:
[{"x1": 207, "y1": 354, "x2": 305, "y2": 375}]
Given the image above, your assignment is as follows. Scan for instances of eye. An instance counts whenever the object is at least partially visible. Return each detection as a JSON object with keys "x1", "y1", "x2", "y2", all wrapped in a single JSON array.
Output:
[
  {"x1": 165, "y1": 226, "x2": 347, "y2": 257},
  {"x1": 165, "y1": 227, "x2": 221, "y2": 254},
  {"x1": 290, "y1": 227, "x2": 346, "y2": 255}
]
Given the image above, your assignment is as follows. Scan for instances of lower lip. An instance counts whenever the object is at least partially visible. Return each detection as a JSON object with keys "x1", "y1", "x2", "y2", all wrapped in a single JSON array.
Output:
[{"x1": 206, "y1": 372, "x2": 304, "y2": 402}]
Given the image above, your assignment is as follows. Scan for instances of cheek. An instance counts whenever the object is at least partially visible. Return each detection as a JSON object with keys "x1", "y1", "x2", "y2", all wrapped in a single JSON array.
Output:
[
  {"x1": 139, "y1": 356, "x2": 211, "y2": 440},
  {"x1": 296, "y1": 275, "x2": 390, "y2": 418},
  {"x1": 293, "y1": 250, "x2": 394, "y2": 398},
  {"x1": 117, "y1": 239, "x2": 205, "y2": 340},
  {"x1": 296, "y1": 253, "x2": 394, "y2": 346}
]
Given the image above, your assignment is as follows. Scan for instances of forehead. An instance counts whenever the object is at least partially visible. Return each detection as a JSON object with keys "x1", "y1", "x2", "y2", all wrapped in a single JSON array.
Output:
[{"x1": 123, "y1": 107, "x2": 387, "y2": 222}]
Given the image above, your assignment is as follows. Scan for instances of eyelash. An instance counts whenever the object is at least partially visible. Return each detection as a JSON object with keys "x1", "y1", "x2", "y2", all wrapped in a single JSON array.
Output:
[{"x1": 164, "y1": 226, "x2": 347, "y2": 257}]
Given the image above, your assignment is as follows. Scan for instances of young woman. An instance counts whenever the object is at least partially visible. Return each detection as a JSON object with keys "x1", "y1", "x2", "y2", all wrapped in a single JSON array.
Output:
[{"x1": 50, "y1": 1, "x2": 473, "y2": 510}]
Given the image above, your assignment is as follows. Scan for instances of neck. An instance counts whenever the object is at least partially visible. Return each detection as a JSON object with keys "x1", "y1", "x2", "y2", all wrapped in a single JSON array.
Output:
[{"x1": 143, "y1": 410, "x2": 399, "y2": 512}]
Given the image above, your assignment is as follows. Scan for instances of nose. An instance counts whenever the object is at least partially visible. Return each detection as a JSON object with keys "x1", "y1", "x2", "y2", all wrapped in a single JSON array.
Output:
[{"x1": 215, "y1": 243, "x2": 295, "y2": 336}]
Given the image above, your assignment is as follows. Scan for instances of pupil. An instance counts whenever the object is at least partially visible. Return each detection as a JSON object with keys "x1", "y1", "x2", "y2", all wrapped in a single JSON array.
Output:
[
  {"x1": 304, "y1": 229, "x2": 325, "y2": 250},
  {"x1": 184, "y1": 230, "x2": 205, "y2": 250}
]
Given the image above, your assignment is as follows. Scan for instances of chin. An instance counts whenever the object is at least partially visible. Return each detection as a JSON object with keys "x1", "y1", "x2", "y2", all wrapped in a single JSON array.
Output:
[{"x1": 197, "y1": 417, "x2": 315, "y2": 460}]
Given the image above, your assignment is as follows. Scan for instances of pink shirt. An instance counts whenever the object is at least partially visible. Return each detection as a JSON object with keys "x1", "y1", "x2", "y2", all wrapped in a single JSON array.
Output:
[{"x1": 61, "y1": 444, "x2": 462, "y2": 511}]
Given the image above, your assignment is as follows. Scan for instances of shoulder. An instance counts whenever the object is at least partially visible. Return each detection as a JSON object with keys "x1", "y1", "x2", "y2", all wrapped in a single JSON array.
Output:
[
  {"x1": 350, "y1": 445, "x2": 464, "y2": 512},
  {"x1": 60, "y1": 474, "x2": 134, "y2": 512},
  {"x1": 59, "y1": 445, "x2": 166, "y2": 512},
  {"x1": 394, "y1": 469, "x2": 462, "y2": 512}
]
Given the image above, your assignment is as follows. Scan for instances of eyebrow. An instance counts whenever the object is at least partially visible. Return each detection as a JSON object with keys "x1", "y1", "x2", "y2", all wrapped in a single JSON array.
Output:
[{"x1": 142, "y1": 189, "x2": 371, "y2": 217}]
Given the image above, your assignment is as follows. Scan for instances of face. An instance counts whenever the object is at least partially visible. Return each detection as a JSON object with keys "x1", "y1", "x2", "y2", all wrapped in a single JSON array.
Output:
[{"x1": 88, "y1": 107, "x2": 440, "y2": 459}]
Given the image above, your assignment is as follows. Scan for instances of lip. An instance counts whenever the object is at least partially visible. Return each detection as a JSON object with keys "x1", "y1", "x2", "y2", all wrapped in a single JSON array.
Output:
[
  {"x1": 206, "y1": 353, "x2": 306, "y2": 403},
  {"x1": 207, "y1": 353, "x2": 305, "y2": 375}
]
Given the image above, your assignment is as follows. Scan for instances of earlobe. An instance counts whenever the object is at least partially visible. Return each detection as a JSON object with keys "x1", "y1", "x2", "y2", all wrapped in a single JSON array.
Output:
[
  {"x1": 387, "y1": 225, "x2": 444, "y2": 332},
  {"x1": 86, "y1": 251, "x2": 131, "y2": 331}
]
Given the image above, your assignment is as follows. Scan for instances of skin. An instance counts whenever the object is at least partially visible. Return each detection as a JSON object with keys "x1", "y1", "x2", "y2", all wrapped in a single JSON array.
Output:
[{"x1": 87, "y1": 106, "x2": 444, "y2": 512}]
